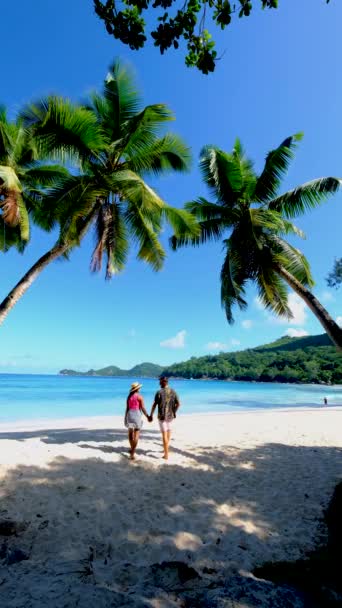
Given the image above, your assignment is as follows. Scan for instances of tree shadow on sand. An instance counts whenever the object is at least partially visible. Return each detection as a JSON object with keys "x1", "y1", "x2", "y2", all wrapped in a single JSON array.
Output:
[{"x1": 0, "y1": 428, "x2": 341, "y2": 606}]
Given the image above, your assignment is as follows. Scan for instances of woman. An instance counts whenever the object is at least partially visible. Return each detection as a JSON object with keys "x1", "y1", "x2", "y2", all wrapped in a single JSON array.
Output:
[{"x1": 124, "y1": 382, "x2": 150, "y2": 460}]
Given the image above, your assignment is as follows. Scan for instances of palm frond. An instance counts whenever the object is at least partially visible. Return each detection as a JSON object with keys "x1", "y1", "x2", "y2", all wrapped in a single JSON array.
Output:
[
  {"x1": 0, "y1": 217, "x2": 26, "y2": 252},
  {"x1": 0, "y1": 110, "x2": 13, "y2": 161},
  {"x1": 170, "y1": 197, "x2": 234, "y2": 249},
  {"x1": 110, "y1": 170, "x2": 165, "y2": 221},
  {"x1": 220, "y1": 249, "x2": 248, "y2": 324},
  {"x1": 125, "y1": 205, "x2": 165, "y2": 270},
  {"x1": 268, "y1": 177, "x2": 342, "y2": 218},
  {"x1": 103, "y1": 60, "x2": 141, "y2": 139},
  {"x1": 45, "y1": 175, "x2": 105, "y2": 244},
  {"x1": 256, "y1": 264, "x2": 291, "y2": 318},
  {"x1": 250, "y1": 208, "x2": 305, "y2": 239},
  {"x1": 254, "y1": 133, "x2": 303, "y2": 202},
  {"x1": 24, "y1": 164, "x2": 69, "y2": 187},
  {"x1": 124, "y1": 133, "x2": 191, "y2": 175},
  {"x1": 185, "y1": 197, "x2": 239, "y2": 222},
  {"x1": 161, "y1": 205, "x2": 200, "y2": 239},
  {"x1": 200, "y1": 145, "x2": 243, "y2": 204},
  {"x1": 21, "y1": 97, "x2": 105, "y2": 165},
  {"x1": 268, "y1": 234, "x2": 314, "y2": 287},
  {"x1": 116, "y1": 104, "x2": 175, "y2": 162}
]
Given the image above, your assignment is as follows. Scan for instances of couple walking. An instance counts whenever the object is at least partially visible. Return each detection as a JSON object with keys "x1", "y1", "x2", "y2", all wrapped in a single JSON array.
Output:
[{"x1": 124, "y1": 376, "x2": 180, "y2": 461}]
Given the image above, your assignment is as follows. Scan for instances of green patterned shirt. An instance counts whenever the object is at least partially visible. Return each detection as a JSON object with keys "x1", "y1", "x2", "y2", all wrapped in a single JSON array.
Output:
[{"x1": 154, "y1": 387, "x2": 180, "y2": 421}]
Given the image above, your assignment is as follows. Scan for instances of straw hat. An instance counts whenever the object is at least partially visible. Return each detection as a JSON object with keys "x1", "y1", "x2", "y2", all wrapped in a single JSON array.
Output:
[{"x1": 130, "y1": 382, "x2": 142, "y2": 393}]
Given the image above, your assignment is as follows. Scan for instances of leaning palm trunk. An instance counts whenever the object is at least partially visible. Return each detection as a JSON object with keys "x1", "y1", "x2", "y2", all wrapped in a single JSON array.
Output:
[
  {"x1": 0, "y1": 243, "x2": 69, "y2": 325},
  {"x1": 276, "y1": 265, "x2": 342, "y2": 349}
]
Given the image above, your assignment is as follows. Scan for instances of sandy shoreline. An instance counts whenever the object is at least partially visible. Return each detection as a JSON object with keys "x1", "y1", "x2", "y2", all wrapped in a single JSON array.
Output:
[{"x1": 0, "y1": 408, "x2": 342, "y2": 605}]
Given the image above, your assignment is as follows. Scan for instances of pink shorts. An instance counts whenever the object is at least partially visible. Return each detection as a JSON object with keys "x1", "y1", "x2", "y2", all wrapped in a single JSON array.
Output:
[{"x1": 159, "y1": 419, "x2": 173, "y2": 432}]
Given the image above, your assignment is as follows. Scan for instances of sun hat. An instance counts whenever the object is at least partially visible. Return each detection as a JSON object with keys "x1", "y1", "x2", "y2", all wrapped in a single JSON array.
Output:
[{"x1": 130, "y1": 382, "x2": 142, "y2": 392}]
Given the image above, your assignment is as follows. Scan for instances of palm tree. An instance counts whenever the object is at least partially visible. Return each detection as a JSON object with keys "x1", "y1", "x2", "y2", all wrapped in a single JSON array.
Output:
[
  {"x1": 171, "y1": 134, "x2": 342, "y2": 348},
  {"x1": 0, "y1": 61, "x2": 199, "y2": 325},
  {"x1": 0, "y1": 105, "x2": 67, "y2": 251}
]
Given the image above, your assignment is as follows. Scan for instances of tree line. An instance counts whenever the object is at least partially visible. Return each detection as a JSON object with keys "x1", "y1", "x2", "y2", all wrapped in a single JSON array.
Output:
[{"x1": 162, "y1": 336, "x2": 342, "y2": 384}]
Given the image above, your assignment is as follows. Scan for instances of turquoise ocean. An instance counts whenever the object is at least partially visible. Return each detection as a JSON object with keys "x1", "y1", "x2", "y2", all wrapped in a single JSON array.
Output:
[{"x1": 0, "y1": 374, "x2": 341, "y2": 423}]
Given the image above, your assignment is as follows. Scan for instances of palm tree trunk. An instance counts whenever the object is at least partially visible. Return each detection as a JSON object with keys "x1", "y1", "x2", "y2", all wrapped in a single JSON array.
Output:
[
  {"x1": 0, "y1": 243, "x2": 68, "y2": 325},
  {"x1": 276, "y1": 264, "x2": 342, "y2": 349}
]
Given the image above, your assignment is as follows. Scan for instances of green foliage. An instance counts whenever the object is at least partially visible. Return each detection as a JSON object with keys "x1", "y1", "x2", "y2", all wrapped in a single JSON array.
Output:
[
  {"x1": 326, "y1": 257, "x2": 342, "y2": 289},
  {"x1": 162, "y1": 333, "x2": 342, "y2": 384},
  {"x1": 0, "y1": 110, "x2": 67, "y2": 248},
  {"x1": 93, "y1": 1, "x2": 331, "y2": 74},
  {"x1": 23, "y1": 59, "x2": 199, "y2": 278},
  {"x1": 171, "y1": 135, "x2": 341, "y2": 328}
]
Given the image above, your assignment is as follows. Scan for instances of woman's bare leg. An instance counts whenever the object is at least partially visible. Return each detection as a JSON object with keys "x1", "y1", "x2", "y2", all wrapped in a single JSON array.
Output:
[
  {"x1": 128, "y1": 429, "x2": 135, "y2": 459},
  {"x1": 130, "y1": 430, "x2": 140, "y2": 459}
]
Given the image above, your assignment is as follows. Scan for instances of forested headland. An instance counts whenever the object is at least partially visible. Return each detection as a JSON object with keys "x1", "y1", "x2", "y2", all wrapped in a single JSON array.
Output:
[{"x1": 162, "y1": 334, "x2": 342, "y2": 384}]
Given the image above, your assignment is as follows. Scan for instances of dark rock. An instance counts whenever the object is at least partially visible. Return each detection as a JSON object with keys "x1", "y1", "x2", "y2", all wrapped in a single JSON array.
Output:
[
  {"x1": 150, "y1": 560, "x2": 201, "y2": 589},
  {"x1": 0, "y1": 542, "x2": 7, "y2": 559},
  {"x1": 0, "y1": 543, "x2": 29, "y2": 566},
  {"x1": 5, "y1": 548, "x2": 29, "y2": 566},
  {"x1": 0, "y1": 519, "x2": 28, "y2": 537},
  {"x1": 202, "y1": 567, "x2": 218, "y2": 575}
]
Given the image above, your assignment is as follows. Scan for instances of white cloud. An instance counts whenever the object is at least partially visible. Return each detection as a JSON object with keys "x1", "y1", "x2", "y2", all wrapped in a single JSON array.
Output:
[
  {"x1": 320, "y1": 291, "x2": 335, "y2": 303},
  {"x1": 242, "y1": 319, "x2": 253, "y2": 329},
  {"x1": 206, "y1": 341, "x2": 227, "y2": 351},
  {"x1": 337, "y1": 316, "x2": 342, "y2": 326},
  {"x1": 270, "y1": 294, "x2": 307, "y2": 326},
  {"x1": 285, "y1": 328, "x2": 309, "y2": 338},
  {"x1": 231, "y1": 338, "x2": 241, "y2": 346},
  {"x1": 160, "y1": 330, "x2": 186, "y2": 349}
]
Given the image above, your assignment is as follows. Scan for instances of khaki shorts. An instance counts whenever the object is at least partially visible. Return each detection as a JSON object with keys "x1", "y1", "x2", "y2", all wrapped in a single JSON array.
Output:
[{"x1": 159, "y1": 419, "x2": 173, "y2": 432}]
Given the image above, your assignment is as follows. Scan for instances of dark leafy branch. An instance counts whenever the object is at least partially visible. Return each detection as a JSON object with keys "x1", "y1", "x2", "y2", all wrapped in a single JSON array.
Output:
[
  {"x1": 326, "y1": 257, "x2": 342, "y2": 289},
  {"x1": 93, "y1": 1, "x2": 331, "y2": 74}
]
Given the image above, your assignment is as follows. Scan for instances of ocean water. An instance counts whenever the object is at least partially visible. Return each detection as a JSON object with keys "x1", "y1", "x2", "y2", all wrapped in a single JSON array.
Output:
[{"x1": 0, "y1": 374, "x2": 341, "y2": 423}]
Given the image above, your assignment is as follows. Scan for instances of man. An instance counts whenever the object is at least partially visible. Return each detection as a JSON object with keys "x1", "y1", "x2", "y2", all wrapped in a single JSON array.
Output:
[{"x1": 150, "y1": 376, "x2": 180, "y2": 460}]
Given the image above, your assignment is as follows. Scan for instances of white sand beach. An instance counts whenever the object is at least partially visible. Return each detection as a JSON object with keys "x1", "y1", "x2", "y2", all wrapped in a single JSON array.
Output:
[{"x1": 0, "y1": 408, "x2": 342, "y2": 606}]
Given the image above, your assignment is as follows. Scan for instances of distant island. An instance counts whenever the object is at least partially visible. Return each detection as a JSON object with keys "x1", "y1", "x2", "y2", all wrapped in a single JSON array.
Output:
[
  {"x1": 60, "y1": 334, "x2": 341, "y2": 384},
  {"x1": 60, "y1": 362, "x2": 164, "y2": 378}
]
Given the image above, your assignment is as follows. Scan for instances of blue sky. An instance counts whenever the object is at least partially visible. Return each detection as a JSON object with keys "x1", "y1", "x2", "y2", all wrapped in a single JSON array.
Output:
[{"x1": 0, "y1": 0, "x2": 341, "y2": 373}]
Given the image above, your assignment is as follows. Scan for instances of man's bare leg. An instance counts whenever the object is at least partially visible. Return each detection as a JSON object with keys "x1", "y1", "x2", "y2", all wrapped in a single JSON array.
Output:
[{"x1": 162, "y1": 430, "x2": 171, "y2": 459}]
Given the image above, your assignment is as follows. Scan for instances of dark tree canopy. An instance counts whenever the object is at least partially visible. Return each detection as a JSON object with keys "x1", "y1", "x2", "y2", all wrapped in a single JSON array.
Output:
[
  {"x1": 326, "y1": 258, "x2": 342, "y2": 289},
  {"x1": 94, "y1": 0, "x2": 331, "y2": 74}
]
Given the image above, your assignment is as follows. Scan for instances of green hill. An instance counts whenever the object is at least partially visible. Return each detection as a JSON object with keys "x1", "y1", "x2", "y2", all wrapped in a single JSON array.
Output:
[
  {"x1": 59, "y1": 334, "x2": 341, "y2": 384},
  {"x1": 256, "y1": 333, "x2": 332, "y2": 352},
  {"x1": 162, "y1": 334, "x2": 341, "y2": 384},
  {"x1": 59, "y1": 362, "x2": 163, "y2": 378}
]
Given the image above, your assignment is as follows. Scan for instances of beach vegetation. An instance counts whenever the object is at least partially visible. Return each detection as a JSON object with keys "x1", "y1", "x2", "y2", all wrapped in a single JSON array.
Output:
[
  {"x1": 93, "y1": 1, "x2": 331, "y2": 74},
  {"x1": 0, "y1": 106, "x2": 67, "y2": 252},
  {"x1": 171, "y1": 135, "x2": 342, "y2": 348},
  {"x1": 162, "y1": 333, "x2": 342, "y2": 384},
  {"x1": 0, "y1": 60, "x2": 199, "y2": 325},
  {"x1": 326, "y1": 257, "x2": 342, "y2": 289}
]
